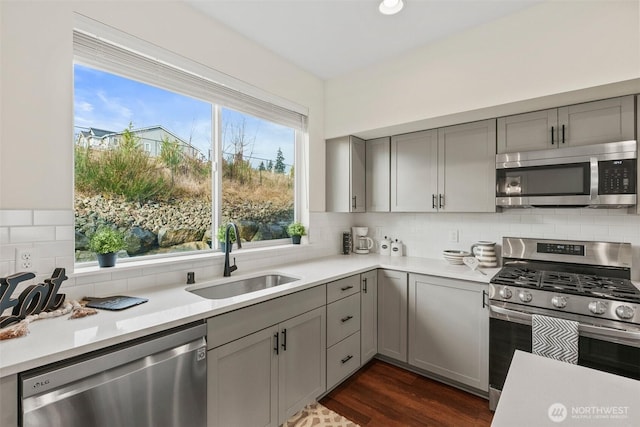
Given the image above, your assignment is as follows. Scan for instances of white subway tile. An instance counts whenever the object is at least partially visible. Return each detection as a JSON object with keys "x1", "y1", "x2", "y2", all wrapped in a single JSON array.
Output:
[
  {"x1": 62, "y1": 283, "x2": 95, "y2": 301},
  {"x1": 0, "y1": 261, "x2": 12, "y2": 277},
  {"x1": 0, "y1": 210, "x2": 32, "y2": 226},
  {"x1": 10, "y1": 226, "x2": 56, "y2": 243},
  {"x1": 0, "y1": 227, "x2": 9, "y2": 245},
  {"x1": 111, "y1": 268, "x2": 143, "y2": 280},
  {"x1": 55, "y1": 226, "x2": 75, "y2": 241},
  {"x1": 37, "y1": 257, "x2": 55, "y2": 276},
  {"x1": 94, "y1": 279, "x2": 128, "y2": 296},
  {"x1": 55, "y1": 256, "x2": 75, "y2": 273},
  {"x1": 33, "y1": 210, "x2": 74, "y2": 226},
  {"x1": 127, "y1": 275, "x2": 157, "y2": 291},
  {"x1": 0, "y1": 244, "x2": 22, "y2": 262},
  {"x1": 35, "y1": 241, "x2": 74, "y2": 258}
]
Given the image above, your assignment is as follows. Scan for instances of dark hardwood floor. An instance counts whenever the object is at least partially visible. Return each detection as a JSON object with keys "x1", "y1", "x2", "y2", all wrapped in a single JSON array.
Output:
[{"x1": 320, "y1": 359, "x2": 494, "y2": 427}]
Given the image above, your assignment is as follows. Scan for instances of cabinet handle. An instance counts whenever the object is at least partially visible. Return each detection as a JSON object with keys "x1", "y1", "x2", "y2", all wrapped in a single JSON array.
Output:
[
  {"x1": 341, "y1": 285, "x2": 354, "y2": 291},
  {"x1": 551, "y1": 126, "x2": 555, "y2": 145},
  {"x1": 432, "y1": 194, "x2": 437, "y2": 209},
  {"x1": 482, "y1": 290, "x2": 488, "y2": 308},
  {"x1": 274, "y1": 333, "x2": 279, "y2": 355},
  {"x1": 281, "y1": 329, "x2": 287, "y2": 351},
  {"x1": 341, "y1": 315, "x2": 354, "y2": 323},
  {"x1": 439, "y1": 194, "x2": 444, "y2": 209},
  {"x1": 352, "y1": 196, "x2": 357, "y2": 209},
  {"x1": 362, "y1": 277, "x2": 368, "y2": 293},
  {"x1": 341, "y1": 355, "x2": 354, "y2": 364},
  {"x1": 562, "y1": 124, "x2": 565, "y2": 144}
]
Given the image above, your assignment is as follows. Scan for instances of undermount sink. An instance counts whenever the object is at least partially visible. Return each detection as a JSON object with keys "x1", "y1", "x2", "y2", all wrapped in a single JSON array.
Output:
[{"x1": 187, "y1": 273, "x2": 300, "y2": 299}]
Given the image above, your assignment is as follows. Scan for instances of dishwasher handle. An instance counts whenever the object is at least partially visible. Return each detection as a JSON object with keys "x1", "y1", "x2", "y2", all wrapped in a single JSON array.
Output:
[{"x1": 21, "y1": 323, "x2": 206, "y2": 398}]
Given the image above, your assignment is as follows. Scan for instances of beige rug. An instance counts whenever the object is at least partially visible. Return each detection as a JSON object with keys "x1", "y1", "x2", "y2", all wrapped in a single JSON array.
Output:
[{"x1": 285, "y1": 402, "x2": 360, "y2": 427}]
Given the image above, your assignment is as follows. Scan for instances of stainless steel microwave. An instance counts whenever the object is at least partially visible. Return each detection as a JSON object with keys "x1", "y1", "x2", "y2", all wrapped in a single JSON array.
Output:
[{"x1": 496, "y1": 140, "x2": 637, "y2": 208}]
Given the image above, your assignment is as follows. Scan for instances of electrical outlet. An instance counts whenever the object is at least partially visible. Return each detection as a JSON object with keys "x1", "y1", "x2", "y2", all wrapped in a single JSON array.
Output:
[
  {"x1": 16, "y1": 248, "x2": 37, "y2": 272},
  {"x1": 448, "y1": 230, "x2": 458, "y2": 243}
]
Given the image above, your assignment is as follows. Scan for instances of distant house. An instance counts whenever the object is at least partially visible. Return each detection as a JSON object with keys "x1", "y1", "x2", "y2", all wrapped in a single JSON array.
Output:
[{"x1": 76, "y1": 125, "x2": 205, "y2": 160}]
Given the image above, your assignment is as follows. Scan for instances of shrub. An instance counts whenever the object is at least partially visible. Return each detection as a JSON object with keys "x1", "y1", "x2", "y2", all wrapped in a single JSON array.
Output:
[
  {"x1": 287, "y1": 222, "x2": 306, "y2": 237},
  {"x1": 216, "y1": 224, "x2": 236, "y2": 242}
]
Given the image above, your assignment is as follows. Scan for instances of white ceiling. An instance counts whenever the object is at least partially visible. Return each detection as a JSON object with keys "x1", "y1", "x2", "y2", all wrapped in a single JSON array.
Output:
[{"x1": 186, "y1": 0, "x2": 541, "y2": 80}]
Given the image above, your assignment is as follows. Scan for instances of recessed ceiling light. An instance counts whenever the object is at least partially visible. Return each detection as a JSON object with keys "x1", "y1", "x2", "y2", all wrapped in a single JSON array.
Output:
[{"x1": 379, "y1": 0, "x2": 404, "y2": 15}]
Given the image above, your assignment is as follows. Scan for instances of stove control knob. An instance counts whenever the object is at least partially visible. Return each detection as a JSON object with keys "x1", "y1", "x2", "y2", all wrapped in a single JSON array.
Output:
[
  {"x1": 588, "y1": 301, "x2": 607, "y2": 315},
  {"x1": 551, "y1": 296, "x2": 567, "y2": 309},
  {"x1": 615, "y1": 305, "x2": 635, "y2": 320},
  {"x1": 518, "y1": 290, "x2": 532, "y2": 303},
  {"x1": 499, "y1": 287, "x2": 512, "y2": 299}
]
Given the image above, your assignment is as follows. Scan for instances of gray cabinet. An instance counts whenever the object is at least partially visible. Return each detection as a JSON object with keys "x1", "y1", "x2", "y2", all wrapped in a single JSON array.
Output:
[
  {"x1": 377, "y1": 269, "x2": 408, "y2": 362},
  {"x1": 390, "y1": 120, "x2": 496, "y2": 213},
  {"x1": 391, "y1": 130, "x2": 438, "y2": 211},
  {"x1": 326, "y1": 274, "x2": 361, "y2": 391},
  {"x1": 365, "y1": 137, "x2": 390, "y2": 212},
  {"x1": 437, "y1": 120, "x2": 496, "y2": 212},
  {"x1": 408, "y1": 274, "x2": 489, "y2": 392},
  {"x1": 326, "y1": 136, "x2": 365, "y2": 212},
  {"x1": 207, "y1": 286, "x2": 326, "y2": 427},
  {"x1": 498, "y1": 95, "x2": 635, "y2": 153},
  {"x1": 360, "y1": 269, "x2": 378, "y2": 364}
]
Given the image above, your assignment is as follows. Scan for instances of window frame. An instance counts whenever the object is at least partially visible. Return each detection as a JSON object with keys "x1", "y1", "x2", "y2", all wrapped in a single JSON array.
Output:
[{"x1": 72, "y1": 16, "x2": 307, "y2": 265}]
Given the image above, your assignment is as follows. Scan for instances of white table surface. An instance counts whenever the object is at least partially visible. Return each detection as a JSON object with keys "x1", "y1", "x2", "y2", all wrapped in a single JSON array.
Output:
[{"x1": 492, "y1": 350, "x2": 640, "y2": 427}]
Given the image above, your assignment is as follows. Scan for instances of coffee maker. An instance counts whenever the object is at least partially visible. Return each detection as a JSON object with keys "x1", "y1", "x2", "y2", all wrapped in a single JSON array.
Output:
[{"x1": 352, "y1": 227, "x2": 374, "y2": 254}]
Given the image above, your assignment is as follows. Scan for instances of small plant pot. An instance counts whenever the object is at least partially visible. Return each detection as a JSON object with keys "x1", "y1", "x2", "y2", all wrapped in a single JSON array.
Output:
[
  {"x1": 97, "y1": 252, "x2": 117, "y2": 268},
  {"x1": 219, "y1": 242, "x2": 233, "y2": 252},
  {"x1": 291, "y1": 235, "x2": 302, "y2": 245}
]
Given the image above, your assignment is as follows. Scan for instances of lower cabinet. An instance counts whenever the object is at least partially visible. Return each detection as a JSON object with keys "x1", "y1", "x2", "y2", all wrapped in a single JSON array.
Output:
[
  {"x1": 360, "y1": 270, "x2": 378, "y2": 364},
  {"x1": 207, "y1": 290, "x2": 326, "y2": 427},
  {"x1": 408, "y1": 273, "x2": 489, "y2": 391},
  {"x1": 377, "y1": 269, "x2": 408, "y2": 362}
]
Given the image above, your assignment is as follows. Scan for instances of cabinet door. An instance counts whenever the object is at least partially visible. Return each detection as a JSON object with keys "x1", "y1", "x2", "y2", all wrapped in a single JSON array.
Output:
[
  {"x1": 377, "y1": 270, "x2": 408, "y2": 362},
  {"x1": 350, "y1": 136, "x2": 366, "y2": 212},
  {"x1": 497, "y1": 109, "x2": 557, "y2": 153},
  {"x1": 325, "y1": 136, "x2": 350, "y2": 212},
  {"x1": 558, "y1": 95, "x2": 635, "y2": 147},
  {"x1": 208, "y1": 326, "x2": 279, "y2": 427},
  {"x1": 391, "y1": 130, "x2": 438, "y2": 211},
  {"x1": 408, "y1": 274, "x2": 488, "y2": 391},
  {"x1": 366, "y1": 137, "x2": 390, "y2": 212},
  {"x1": 278, "y1": 306, "x2": 326, "y2": 425},
  {"x1": 438, "y1": 119, "x2": 496, "y2": 212},
  {"x1": 360, "y1": 270, "x2": 378, "y2": 364}
]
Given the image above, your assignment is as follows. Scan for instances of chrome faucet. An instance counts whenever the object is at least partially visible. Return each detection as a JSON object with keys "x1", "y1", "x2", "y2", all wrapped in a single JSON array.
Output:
[{"x1": 223, "y1": 223, "x2": 242, "y2": 277}]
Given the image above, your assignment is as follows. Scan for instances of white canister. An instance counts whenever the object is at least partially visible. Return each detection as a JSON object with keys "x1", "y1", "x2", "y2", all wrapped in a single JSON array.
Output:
[
  {"x1": 391, "y1": 239, "x2": 403, "y2": 257},
  {"x1": 380, "y1": 236, "x2": 391, "y2": 255}
]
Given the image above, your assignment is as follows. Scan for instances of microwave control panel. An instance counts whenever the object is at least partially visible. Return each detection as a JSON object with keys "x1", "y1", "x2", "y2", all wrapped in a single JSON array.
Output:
[{"x1": 599, "y1": 159, "x2": 636, "y2": 194}]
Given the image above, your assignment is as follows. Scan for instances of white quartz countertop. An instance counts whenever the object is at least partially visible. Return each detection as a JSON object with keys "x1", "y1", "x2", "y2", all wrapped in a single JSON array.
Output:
[
  {"x1": 0, "y1": 254, "x2": 496, "y2": 377},
  {"x1": 492, "y1": 351, "x2": 640, "y2": 427}
]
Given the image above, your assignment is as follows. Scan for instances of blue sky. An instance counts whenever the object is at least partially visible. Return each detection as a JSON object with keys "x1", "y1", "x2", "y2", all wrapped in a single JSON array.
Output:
[{"x1": 73, "y1": 64, "x2": 294, "y2": 169}]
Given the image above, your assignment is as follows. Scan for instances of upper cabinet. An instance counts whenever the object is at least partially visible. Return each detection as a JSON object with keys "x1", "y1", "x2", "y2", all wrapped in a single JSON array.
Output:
[
  {"x1": 365, "y1": 137, "x2": 390, "y2": 212},
  {"x1": 390, "y1": 119, "x2": 496, "y2": 213},
  {"x1": 326, "y1": 136, "x2": 366, "y2": 212},
  {"x1": 497, "y1": 95, "x2": 635, "y2": 153}
]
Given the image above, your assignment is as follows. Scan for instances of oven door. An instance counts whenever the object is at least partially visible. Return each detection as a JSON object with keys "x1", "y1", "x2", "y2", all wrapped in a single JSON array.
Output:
[{"x1": 488, "y1": 304, "x2": 640, "y2": 410}]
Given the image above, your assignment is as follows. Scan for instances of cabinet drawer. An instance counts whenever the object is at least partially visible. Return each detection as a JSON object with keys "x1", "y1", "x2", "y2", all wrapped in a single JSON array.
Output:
[
  {"x1": 327, "y1": 332, "x2": 361, "y2": 391},
  {"x1": 327, "y1": 275, "x2": 360, "y2": 304},
  {"x1": 327, "y1": 293, "x2": 361, "y2": 347}
]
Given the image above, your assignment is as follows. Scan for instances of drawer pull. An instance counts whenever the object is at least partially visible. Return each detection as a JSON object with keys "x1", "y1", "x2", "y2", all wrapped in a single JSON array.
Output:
[
  {"x1": 341, "y1": 355, "x2": 353, "y2": 364},
  {"x1": 341, "y1": 315, "x2": 354, "y2": 323},
  {"x1": 340, "y1": 285, "x2": 354, "y2": 291}
]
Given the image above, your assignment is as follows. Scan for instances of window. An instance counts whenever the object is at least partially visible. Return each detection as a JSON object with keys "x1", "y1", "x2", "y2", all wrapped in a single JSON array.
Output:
[{"x1": 72, "y1": 23, "x2": 306, "y2": 263}]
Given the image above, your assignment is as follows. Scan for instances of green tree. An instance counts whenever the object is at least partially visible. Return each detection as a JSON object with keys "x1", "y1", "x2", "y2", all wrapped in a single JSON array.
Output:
[
  {"x1": 258, "y1": 161, "x2": 266, "y2": 171},
  {"x1": 274, "y1": 147, "x2": 286, "y2": 174},
  {"x1": 160, "y1": 136, "x2": 183, "y2": 186},
  {"x1": 267, "y1": 159, "x2": 274, "y2": 172}
]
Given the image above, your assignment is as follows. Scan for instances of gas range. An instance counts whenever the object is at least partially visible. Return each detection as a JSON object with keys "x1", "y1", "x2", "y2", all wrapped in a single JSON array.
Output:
[{"x1": 489, "y1": 237, "x2": 640, "y2": 325}]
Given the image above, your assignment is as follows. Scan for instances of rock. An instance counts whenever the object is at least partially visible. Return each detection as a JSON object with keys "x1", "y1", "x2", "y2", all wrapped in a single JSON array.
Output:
[
  {"x1": 146, "y1": 241, "x2": 210, "y2": 254},
  {"x1": 157, "y1": 227, "x2": 204, "y2": 247},
  {"x1": 75, "y1": 250, "x2": 97, "y2": 262},
  {"x1": 75, "y1": 231, "x2": 90, "y2": 250},
  {"x1": 125, "y1": 227, "x2": 157, "y2": 255},
  {"x1": 238, "y1": 220, "x2": 259, "y2": 242}
]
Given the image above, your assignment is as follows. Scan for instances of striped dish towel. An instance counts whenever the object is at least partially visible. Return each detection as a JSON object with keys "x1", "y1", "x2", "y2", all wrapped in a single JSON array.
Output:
[{"x1": 532, "y1": 314, "x2": 579, "y2": 364}]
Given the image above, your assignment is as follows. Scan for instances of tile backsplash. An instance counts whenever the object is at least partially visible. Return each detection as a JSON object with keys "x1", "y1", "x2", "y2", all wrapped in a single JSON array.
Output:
[
  {"x1": 2, "y1": 208, "x2": 639, "y2": 303},
  {"x1": 0, "y1": 210, "x2": 352, "y2": 302}
]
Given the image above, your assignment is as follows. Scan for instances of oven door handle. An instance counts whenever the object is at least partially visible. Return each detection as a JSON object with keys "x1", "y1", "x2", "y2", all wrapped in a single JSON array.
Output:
[
  {"x1": 489, "y1": 305, "x2": 532, "y2": 325},
  {"x1": 579, "y1": 324, "x2": 640, "y2": 347}
]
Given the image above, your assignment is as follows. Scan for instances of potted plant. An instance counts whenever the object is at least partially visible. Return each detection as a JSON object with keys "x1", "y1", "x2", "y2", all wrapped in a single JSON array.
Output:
[
  {"x1": 89, "y1": 227, "x2": 127, "y2": 267},
  {"x1": 287, "y1": 222, "x2": 306, "y2": 244},
  {"x1": 217, "y1": 224, "x2": 236, "y2": 252}
]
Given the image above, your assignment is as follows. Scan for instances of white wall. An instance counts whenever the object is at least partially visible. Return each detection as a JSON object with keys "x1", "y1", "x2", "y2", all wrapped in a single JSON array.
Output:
[
  {"x1": 325, "y1": 0, "x2": 640, "y2": 139},
  {"x1": 0, "y1": 0, "x2": 325, "y2": 211}
]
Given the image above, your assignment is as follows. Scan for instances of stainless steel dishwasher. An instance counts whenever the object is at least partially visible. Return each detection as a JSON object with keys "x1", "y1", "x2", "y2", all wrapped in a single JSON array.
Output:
[{"x1": 20, "y1": 322, "x2": 207, "y2": 427}]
